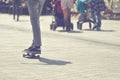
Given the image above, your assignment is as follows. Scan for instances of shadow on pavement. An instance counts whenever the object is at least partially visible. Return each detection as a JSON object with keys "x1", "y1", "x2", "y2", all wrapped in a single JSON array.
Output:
[
  {"x1": 0, "y1": 24, "x2": 31, "y2": 32},
  {"x1": 16, "y1": 20, "x2": 29, "y2": 22},
  {"x1": 84, "y1": 29, "x2": 115, "y2": 32},
  {"x1": 21, "y1": 57, "x2": 72, "y2": 65},
  {"x1": 39, "y1": 57, "x2": 72, "y2": 65},
  {"x1": 58, "y1": 30, "x2": 83, "y2": 33}
]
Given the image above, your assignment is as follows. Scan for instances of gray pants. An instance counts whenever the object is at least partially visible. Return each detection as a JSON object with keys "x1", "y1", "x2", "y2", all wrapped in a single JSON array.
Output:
[{"x1": 26, "y1": 0, "x2": 46, "y2": 47}]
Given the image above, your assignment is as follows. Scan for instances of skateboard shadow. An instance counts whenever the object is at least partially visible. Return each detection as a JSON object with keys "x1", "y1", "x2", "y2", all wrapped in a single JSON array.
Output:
[
  {"x1": 38, "y1": 57, "x2": 72, "y2": 65},
  {"x1": 22, "y1": 57, "x2": 72, "y2": 65}
]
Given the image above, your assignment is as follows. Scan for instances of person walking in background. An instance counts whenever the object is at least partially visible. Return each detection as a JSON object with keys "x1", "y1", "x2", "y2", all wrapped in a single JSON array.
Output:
[
  {"x1": 76, "y1": 0, "x2": 88, "y2": 21},
  {"x1": 13, "y1": 0, "x2": 21, "y2": 21},
  {"x1": 76, "y1": 0, "x2": 87, "y2": 14},
  {"x1": 23, "y1": 0, "x2": 46, "y2": 57},
  {"x1": 89, "y1": 0, "x2": 108, "y2": 31},
  {"x1": 61, "y1": 0, "x2": 75, "y2": 32}
]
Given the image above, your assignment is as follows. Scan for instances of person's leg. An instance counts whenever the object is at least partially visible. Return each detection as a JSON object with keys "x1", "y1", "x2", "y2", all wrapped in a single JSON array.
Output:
[
  {"x1": 67, "y1": 0, "x2": 74, "y2": 23},
  {"x1": 67, "y1": 0, "x2": 74, "y2": 31},
  {"x1": 61, "y1": 0, "x2": 74, "y2": 31},
  {"x1": 16, "y1": 4, "x2": 20, "y2": 21},
  {"x1": 67, "y1": 8, "x2": 71, "y2": 24},
  {"x1": 13, "y1": 4, "x2": 16, "y2": 20},
  {"x1": 38, "y1": 0, "x2": 46, "y2": 15},
  {"x1": 62, "y1": 8, "x2": 70, "y2": 31},
  {"x1": 61, "y1": 0, "x2": 69, "y2": 31},
  {"x1": 96, "y1": 10, "x2": 102, "y2": 31},
  {"x1": 26, "y1": 0, "x2": 45, "y2": 51},
  {"x1": 67, "y1": 8, "x2": 74, "y2": 30},
  {"x1": 91, "y1": 9, "x2": 97, "y2": 30}
]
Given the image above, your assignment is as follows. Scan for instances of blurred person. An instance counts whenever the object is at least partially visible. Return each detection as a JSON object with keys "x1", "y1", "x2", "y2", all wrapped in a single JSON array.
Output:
[
  {"x1": 61, "y1": 0, "x2": 75, "y2": 31},
  {"x1": 76, "y1": 0, "x2": 88, "y2": 20},
  {"x1": 89, "y1": 0, "x2": 108, "y2": 31},
  {"x1": 13, "y1": 0, "x2": 21, "y2": 21}
]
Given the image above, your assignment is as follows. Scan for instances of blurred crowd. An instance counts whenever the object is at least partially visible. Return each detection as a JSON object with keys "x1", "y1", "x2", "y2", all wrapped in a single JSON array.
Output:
[
  {"x1": 0, "y1": 0, "x2": 28, "y2": 14},
  {"x1": 0, "y1": 0, "x2": 53, "y2": 15},
  {"x1": 0, "y1": 0, "x2": 119, "y2": 20}
]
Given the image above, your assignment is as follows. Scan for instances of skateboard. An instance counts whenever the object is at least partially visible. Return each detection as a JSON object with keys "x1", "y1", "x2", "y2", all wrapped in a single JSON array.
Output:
[{"x1": 23, "y1": 50, "x2": 40, "y2": 59}]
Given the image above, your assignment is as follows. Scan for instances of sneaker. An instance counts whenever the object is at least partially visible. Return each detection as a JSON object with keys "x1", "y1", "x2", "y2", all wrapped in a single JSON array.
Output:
[
  {"x1": 29, "y1": 46, "x2": 41, "y2": 52},
  {"x1": 24, "y1": 46, "x2": 34, "y2": 52},
  {"x1": 24, "y1": 46, "x2": 41, "y2": 53}
]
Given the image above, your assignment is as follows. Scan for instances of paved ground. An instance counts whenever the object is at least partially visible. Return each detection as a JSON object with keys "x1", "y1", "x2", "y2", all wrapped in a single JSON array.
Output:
[{"x1": 0, "y1": 13, "x2": 120, "y2": 80}]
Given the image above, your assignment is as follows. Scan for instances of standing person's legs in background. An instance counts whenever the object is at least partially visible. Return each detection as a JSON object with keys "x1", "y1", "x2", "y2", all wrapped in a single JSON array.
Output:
[
  {"x1": 25, "y1": 0, "x2": 46, "y2": 52},
  {"x1": 13, "y1": 4, "x2": 18, "y2": 20},
  {"x1": 13, "y1": 4, "x2": 16, "y2": 20},
  {"x1": 62, "y1": 8, "x2": 71, "y2": 31},
  {"x1": 61, "y1": 0, "x2": 74, "y2": 31},
  {"x1": 15, "y1": 4, "x2": 20, "y2": 21},
  {"x1": 91, "y1": 9, "x2": 102, "y2": 31},
  {"x1": 91, "y1": 9, "x2": 97, "y2": 30},
  {"x1": 96, "y1": 10, "x2": 102, "y2": 31},
  {"x1": 13, "y1": 0, "x2": 21, "y2": 21}
]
